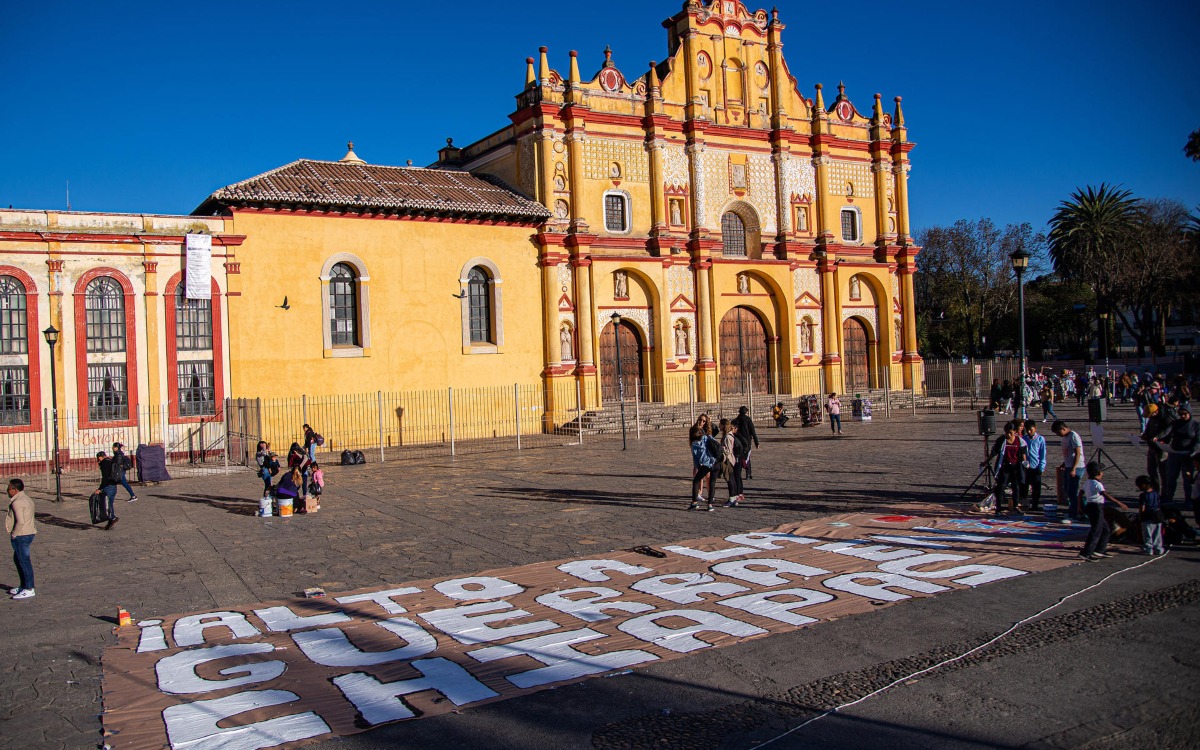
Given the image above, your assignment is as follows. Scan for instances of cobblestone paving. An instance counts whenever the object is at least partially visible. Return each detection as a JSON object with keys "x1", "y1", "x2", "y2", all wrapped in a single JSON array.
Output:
[{"x1": 0, "y1": 403, "x2": 1195, "y2": 749}]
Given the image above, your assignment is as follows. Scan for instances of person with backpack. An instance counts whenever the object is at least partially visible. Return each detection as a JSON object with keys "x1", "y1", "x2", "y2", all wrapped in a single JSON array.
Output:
[
  {"x1": 719, "y1": 419, "x2": 743, "y2": 507},
  {"x1": 303, "y1": 423, "x2": 324, "y2": 462},
  {"x1": 95, "y1": 451, "x2": 120, "y2": 530},
  {"x1": 287, "y1": 442, "x2": 312, "y2": 512},
  {"x1": 688, "y1": 424, "x2": 721, "y2": 512},
  {"x1": 111, "y1": 442, "x2": 136, "y2": 502},
  {"x1": 255, "y1": 441, "x2": 278, "y2": 499},
  {"x1": 732, "y1": 406, "x2": 760, "y2": 480}
]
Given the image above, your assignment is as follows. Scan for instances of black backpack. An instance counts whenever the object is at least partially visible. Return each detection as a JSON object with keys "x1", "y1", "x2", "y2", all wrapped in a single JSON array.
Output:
[{"x1": 707, "y1": 435, "x2": 724, "y2": 463}]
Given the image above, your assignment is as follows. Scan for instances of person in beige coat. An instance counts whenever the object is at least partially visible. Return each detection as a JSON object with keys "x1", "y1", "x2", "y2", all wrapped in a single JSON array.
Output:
[{"x1": 6, "y1": 478, "x2": 36, "y2": 599}]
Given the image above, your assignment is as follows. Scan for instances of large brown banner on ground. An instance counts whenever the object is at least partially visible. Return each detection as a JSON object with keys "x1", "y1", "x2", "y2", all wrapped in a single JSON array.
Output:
[{"x1": 101, "y1": 507, "x2": 1084, "y2": 749}]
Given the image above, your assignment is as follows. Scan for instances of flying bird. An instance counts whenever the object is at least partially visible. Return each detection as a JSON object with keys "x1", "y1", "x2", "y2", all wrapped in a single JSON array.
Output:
[
  {"x1": 451, "y1": 290, "x2": 467, "y2": 299},
  {"x1": 277, "y1": 296, "x2": 290, "y2": 310}
]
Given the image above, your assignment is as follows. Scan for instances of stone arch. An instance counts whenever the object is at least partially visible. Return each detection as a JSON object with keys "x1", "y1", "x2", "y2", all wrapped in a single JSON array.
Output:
[
  {"x1": 598, "y1": 266, "x2": 663, "y2": 402},
  {"x1": 719, "y1": 200, "x2": 762, "y2": 259},
  {"x1": 458, "y1": 256, "x2": 504, "y2": 350}
]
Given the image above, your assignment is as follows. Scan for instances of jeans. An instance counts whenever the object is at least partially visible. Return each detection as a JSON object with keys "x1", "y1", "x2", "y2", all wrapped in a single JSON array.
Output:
[
  {"x1": 118, "y1": 475, "x2": 136, "y2": 499},
  {"x1": 1063, "y1": 468, "x2": 1084, "y2": 518},
  {"x1": 1141, "y1": 522, "x2": 1164, "y2": 554},
  {"x1": 1082, "y1": 502, "x2": 1110, "y2": 556},
  {"x1": 996, "y1": 465, "x2": 1022, "y2": 513},
  {"x1": 1161, "y1": 454, "x2": 1194, "y2": 503},
  {"x1": 101, "y1": 485, "x2": 118, "y2": 521},
  {"x1": 1022, "y1": 468, "x2": 1043, "y2": 508},
  {"x1": 259, "y1": 468, "x2": 272, "y2": 494},
  {"x1": 830, "y1": 414, "x2": 842, "y2": 433},
  {"x1": 1041, "y1": 400, "x2": 1057, "y2": 419},
  {"x1": 11, "y1": 534, "x2": 33, "y2": 590}
]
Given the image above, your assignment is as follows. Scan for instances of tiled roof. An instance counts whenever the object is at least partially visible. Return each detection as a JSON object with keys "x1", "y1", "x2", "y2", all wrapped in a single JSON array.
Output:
[{"x1": 194, "y1": 160, "x2": 550, "y2": 222}]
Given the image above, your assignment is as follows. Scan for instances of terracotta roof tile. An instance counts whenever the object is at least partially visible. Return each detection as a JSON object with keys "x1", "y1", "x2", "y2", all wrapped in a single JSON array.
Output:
[{"x1": 195, "y1": 160, "x2": 549, "y2": 222}]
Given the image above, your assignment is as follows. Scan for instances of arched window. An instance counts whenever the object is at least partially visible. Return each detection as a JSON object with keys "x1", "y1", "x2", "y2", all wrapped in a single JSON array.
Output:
[
  {"x1": 329, "y1": 263, "x2": 358, "y2": 346},
  {"x1": 86, "y1": 277, "x2": 126, "y2": 353},
  {"x1": 722, "y1": 212, "x2": 747, "y2": 256},
  {"x1": 174, "y1": 287, "x2": 215, "y2": 417},
  {"x1": 467, "y1": 266, "x2": 492, "y2": 344},
  {"x1": 603, "y1": 191, "x2": 631, "y2": 233},
  {"x1": 840, "y1": 207, "x2": 861, "y2": 243},
  {"x1": 0, "y1": 275, "x2": 30, "y2": 426}
]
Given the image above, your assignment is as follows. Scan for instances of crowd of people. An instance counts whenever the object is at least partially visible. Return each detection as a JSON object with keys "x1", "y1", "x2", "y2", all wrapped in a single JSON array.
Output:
[{"x1": 254, "y1": 423, "x2": 326, "y2": 516}]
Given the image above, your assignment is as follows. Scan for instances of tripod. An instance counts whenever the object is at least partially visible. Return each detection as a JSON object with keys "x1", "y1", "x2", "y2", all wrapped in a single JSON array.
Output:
[
  {"x1": 961, "y1": 432, "x2": 997, "y2": 500},
  {"x1": 1087, "y1": 420, "x2": 1127, "y2": 478},
  {"x1": 1088, "y1": 447, "x2": 1127, "y2": 478}
]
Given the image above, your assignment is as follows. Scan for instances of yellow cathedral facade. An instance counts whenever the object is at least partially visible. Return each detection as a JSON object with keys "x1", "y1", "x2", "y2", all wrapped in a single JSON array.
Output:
[{"x1": 0, "y1": 1, "x2": 921, "y2": 454}]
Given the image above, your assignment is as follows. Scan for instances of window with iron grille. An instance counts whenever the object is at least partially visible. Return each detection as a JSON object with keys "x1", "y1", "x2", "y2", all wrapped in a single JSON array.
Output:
[
  {"x1": 604, "y1": 194, "x2": 628, "y2": 232},
  {"x1": 0, "y1": 366, "x2": 30, "y2": 426},
  {"x1": 468, "y1": 266, "x2": 492, "y2": 343},
  {"x1": 177, "y1": 360, "x2": 215, "y2": 417},
  {"x1": 0, "y1": 276, "x2": 28, "y2": 355},
  {"x1": 329, "y1": 263, "x2": 358, "y2": 346},
  {"x1": 87, "y1": 363, "x2": 128, "y2": 422},
  {"x1": 840, "y1": 209, "x2": 859, "y2": 242},
  {"x1": 722, "y1": 212, "x2": 747, "y2": 256},
  {"x1": 85, "y1": 277, "x2": 126, "y2": 353},
  {"x1": 175, "y1": 287, "x2": 213, "y2": 351}
]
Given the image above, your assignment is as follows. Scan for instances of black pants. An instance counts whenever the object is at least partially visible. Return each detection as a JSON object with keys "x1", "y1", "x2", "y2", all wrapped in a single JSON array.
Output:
[
  {"x1": 726, "y1": 463, "x2": 744, "y2": 500},
  {"x1": 1082, "y1": 502, "x2": 1110, "y2": 557},
  {"x1": 996, "y1": 465, "x2": 1022, "y2": 513},
  {"x1": 691, "y1": 465, "x2": 717, "y2": 505},
  {"x1": 1022, "y1": 468, "x2": 1043, "y2": 509}
]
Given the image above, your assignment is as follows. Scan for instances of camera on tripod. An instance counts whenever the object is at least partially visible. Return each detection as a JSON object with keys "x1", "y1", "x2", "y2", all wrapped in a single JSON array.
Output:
[{"x1": 977, "y1": 409, "x2": 996, "y2": 436}]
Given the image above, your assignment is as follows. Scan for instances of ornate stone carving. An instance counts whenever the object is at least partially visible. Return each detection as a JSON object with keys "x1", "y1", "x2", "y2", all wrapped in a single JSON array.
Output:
[
  {"x1": 560, "y1": 324, "x2": 575, "y2": 362},
  {"x1": 842, "y1": 306, "x2": 877, "y2": 337},
  {"x1": 737, "y1": 273, "x2": 750, "y2": 294},
  {"x1": 599, "y1": 307, "x2": 652, "y2": 346},
  {"x1": 746, "y1": 153, "x2": 777, "y2": 234},
  {"x1": 518, "y1": 135, "x2": 537, "y2": 197},
  {"x1": 827, "y1": 160, "x2": 874, "y2": 198},
  {"x1": 669, "y1": 313, "x2": 695, "y2": 361},
  {"x1": 792, "y1": 267, "x2": 820, "y2": 302},
  {"x1": 668, "y1": 264, "x2": 695, "y2": 302},
  {"x1": 557, "y1": 264, "x2": 573, "y2": 294},
  {"x1": 663, "y1": 145, "x2": 689, "y2": 189},
  {"x1": 614, "y1": 270, "x2": 628, "y2": 299},
  {"x1": 583, "y1": 138, "x2": 650, "y2": 182},
  {"x1": 687, "y1": 143, "x2": 707, "y2": 227}
]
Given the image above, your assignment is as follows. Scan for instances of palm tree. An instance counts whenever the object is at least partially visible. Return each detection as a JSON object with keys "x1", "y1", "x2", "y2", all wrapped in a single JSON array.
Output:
[{"x1": 1186, "y1": 128, "x2": 1200, "y2": 161}]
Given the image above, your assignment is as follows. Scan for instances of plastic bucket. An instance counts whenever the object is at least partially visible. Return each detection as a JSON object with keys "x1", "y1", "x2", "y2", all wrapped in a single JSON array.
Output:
[
  {"x1": 1043, "y1": 502, "x2": 1058, "y2": 520},
  {"x1": 259, "y1": 497, "x2": 273, "y2": 517},
  {"x1": 278, "y1": 497, "x2": 293, "y2": 517}
]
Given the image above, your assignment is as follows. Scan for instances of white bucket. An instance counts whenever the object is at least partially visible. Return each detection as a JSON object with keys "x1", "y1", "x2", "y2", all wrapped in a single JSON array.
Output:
[
  {"x1": 278, "y1": 497, "x2": 293, "y2": 517},
  {"x1": 259, "y1": 497, "x2": 273, "y2": 517}
]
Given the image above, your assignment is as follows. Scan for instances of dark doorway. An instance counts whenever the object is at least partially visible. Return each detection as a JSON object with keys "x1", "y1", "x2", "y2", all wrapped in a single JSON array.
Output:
[
  {"x1": 843, "y1": 317, "x2": 870, "y2": 394},
  {"x1": 719, "y1": 306, "x2": 771, "y2": 396},
  {"x1": 600, "y1": 320, "x2": 646, "y2": 402}
]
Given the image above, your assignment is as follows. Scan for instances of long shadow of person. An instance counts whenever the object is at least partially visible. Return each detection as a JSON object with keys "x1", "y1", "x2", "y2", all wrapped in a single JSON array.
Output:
[{"x1": 34, "y1": 512, "x2": 97, "y2": 531}]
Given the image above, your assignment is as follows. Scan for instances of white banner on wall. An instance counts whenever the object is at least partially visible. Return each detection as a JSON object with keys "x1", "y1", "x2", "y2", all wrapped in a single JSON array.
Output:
[{"x1": 185, "y1": 234, "x2": 212, "y2": 299}]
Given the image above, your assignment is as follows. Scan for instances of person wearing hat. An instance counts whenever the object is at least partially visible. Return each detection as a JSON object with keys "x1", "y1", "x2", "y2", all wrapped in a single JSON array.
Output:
[
  {"x1": 1140, "y1": 403, "x2": 1173, "y2": 488},
  {"x1": 110, "y1": 442, "x2": 136, "y2": 503},
  {"x1": 95, "y1": 451, "x2": 120, "y2": 530}
]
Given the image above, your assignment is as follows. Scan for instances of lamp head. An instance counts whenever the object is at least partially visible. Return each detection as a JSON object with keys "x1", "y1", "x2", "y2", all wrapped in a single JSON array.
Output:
[
  {"x1": 611, "y1": 311, "x2": 622, "y2": 326},
  {"x1": 1009, "y1": 247, "x2": 1031, "y2": 274},
  {"x1": 42, "y1": 325, "x2": 60, "y2": 346}
]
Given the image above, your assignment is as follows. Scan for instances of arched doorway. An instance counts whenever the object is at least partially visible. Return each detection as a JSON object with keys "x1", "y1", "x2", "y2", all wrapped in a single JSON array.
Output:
[
  {"x1": 843, "y1": 317, "x2": 871, "y2": 394},
  {"x1": 599, "y1": 319, "x2": 646, "y2": 402},
  {"x1": 719, "y1": 306, "x2": 771, "y2": 396}
]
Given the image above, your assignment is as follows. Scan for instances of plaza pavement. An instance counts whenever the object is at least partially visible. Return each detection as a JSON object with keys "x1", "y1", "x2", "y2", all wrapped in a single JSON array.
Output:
[{"x1": 1, "y1": 402, "x2": 1197, "y2": 749}]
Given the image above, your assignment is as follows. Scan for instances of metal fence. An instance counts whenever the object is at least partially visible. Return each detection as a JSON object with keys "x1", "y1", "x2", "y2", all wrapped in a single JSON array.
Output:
[{"x1": 4, "y1": 363, "x2": 1032, "y2": 495}]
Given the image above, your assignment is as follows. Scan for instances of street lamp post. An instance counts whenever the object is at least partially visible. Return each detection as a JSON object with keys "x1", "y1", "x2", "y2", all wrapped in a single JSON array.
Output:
[
  {"x1": 43, "y1": 326, "x2": 62, "y2": 503},
  {"x1": 610, "y1": 312, "x2": 628, "y2": 450},
  {"x1": 1010, "y1": 248, "x2": 1030, "y2": 420},
  {"x1": 1099, "y1": 311, "x2": 1110, "y2": 384}
]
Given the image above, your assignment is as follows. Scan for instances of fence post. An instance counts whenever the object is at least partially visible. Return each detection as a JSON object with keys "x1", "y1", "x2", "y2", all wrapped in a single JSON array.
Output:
[
  {"x1": 377, "y1": 391, "x2": 386, "y2": 463},
  {"x1": 635, "y1": 377, "x2": 641, "y2": 440},
  {"x1": 576, "y1": 379, "x2": 583, "y2": 445},
  {"x1": 747, "y1": 373, "x2": 754, "y2": 415},
  {"x1": 948, "y1": 361, "x2": 955, "y2": 413},
  {"x1": 514, "y1": 383, "x2": 522, "y2": 451},
  {"x1": 223, "y1": 400, "x2": 230, "y2": 475},
  {"x1": 689, "y1": 375, "x2": 695, "y2": 423},
  {"x1": 448, "y1": 387, "x2": 456, "y2": 456},
  {"x1": 301, "y1": 394, "x2": 307, "y2": 428},
  {"x1": 911, "y1": 373, "x2": 918, "y2": 416}
]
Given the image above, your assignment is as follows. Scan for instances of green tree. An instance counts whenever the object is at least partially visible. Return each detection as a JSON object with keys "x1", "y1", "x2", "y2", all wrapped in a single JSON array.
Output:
[{"x1": 1186, "y1": 128, "x2": 1200, "y2": 161}]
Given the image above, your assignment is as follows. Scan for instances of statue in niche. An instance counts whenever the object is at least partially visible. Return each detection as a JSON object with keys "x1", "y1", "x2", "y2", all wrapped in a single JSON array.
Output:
[
  {"x1": 561, "y1": 325, "x2": 575, "y2": 361},
  {"x1": 800, "y1": 321, "x2": 814, "y2": 353},
  {"x1": 670, "y1": 199, "x2": 683, "y2": 226},
  {"x1": 895, "y1": 320, "x2": 903, "y2": 352},
  {"x1": 731, "y1": 163, "x2": 747, "y2": 190},
  {"x1": 554, "y1": 199, "x2": 569, "y2": 220},
  {"x1": 849, "y1": 275, "x2": 861, "y2": 300},
  {"x1": 614, "y1": 271, "x2": 628, "y2": 299},
  {"x1": 738, "y1": 273, "x2": 750, "y2": 295},
  {"x1": 796, "y1": 206, "x2": 807, "y2": 232},
  {"x1": 674, "y1": 323, "x2": 689, "y2": 357},
  {"x1": 610, "y1": 162, "x2": 622, "y2": 179},
  {"x1": 554, "y1": 175, "x2": 566, "y2": 191}
]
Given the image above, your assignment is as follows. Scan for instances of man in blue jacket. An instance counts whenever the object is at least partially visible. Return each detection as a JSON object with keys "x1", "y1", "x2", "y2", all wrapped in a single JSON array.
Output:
[{"x1": 1022, "y1": 420, "x2": 1048, "y2": 512}]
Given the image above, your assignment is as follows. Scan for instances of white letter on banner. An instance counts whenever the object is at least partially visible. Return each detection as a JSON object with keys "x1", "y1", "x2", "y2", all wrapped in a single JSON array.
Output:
[
  {"x1": 173, "y1": 612, "x2": 261, "y2": 648},
  {"x1": 822, "y1": 572, "x2": 948, "y2": 602},
  {"x1": 254, "y1": 605, "x2": 351, "y2": 632},
  {"x1": 632, "y1": 573, "x2": 749, "y2": 604},
  {"x1": 718, "y1": 588, "x2": 834, "y2": 626},
  {"x1": 815, "y1": 541, "x2": 926, "y2": 562},
  {"x1": 558, "y1": 559, "x2": 653, "y2": 582},
  {"x1": 536, "y1": 587, "x2": 655, "y2": 622},
  {"x1": 724, "y1": 532, "x2": 819, "y2": 549},
  {"x1": 434, "y1": 576, "x2": 524, "y2": 601},
  {"x1": 662, "y1": 543, "x2": 757, "y2": 561},
  {"x1": 333, "y1": 658, "x2": 499, "y2": 725},
  {"x1": 292, "y1": 617, "x2": 437, "y2": 667},
  {"x1": 419, "y1": 601, "x2": 557, "y2": 645},
  {"x1": 711, "y1": 559, "x2": 830, "y2": 587},
  {"x1": 878, "y1": 554, "x2": 1027, "y2": 586},
  {"x1": 163, "y1": 689, "x2": 329, "y2": 750},
  {"x1": 156, "y1": 643, "x2": 285, "y2": 695},
  {"x1": 137, "y1": 620, "x2": 168, "y2": 652},
  {"x1": 618, "y1": 609, "x2": 766, "y2": 653},
  {"x1": 335, "y1": 587, "x2": 422, "y2": 615},
  {"x1": 469, "y1": 628, "x2": 659, "y2": 688}
]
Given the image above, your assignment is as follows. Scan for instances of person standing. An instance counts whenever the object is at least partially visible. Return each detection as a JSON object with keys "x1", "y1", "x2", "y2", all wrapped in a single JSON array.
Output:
[
  {"x1": 1140, "y1": 403, "x2": 1172, "y2": 488},
  {"x1": 96, "y1": 451, "x2": 120, "y2": 530},
  {"x1": 1022, "y1": 420, "x2": 1047, "y2": 512},
  {"x1": 688, "y1": 425, "x2": 719, "y2": 512},
  {"x1": 991, "y1": 423, "x2": 1026, "y2": 516},
  {"x1": 1159, "y1": 407, "x2": 1198, "y2": 505},
  {"x1": 254, "y1": 441, "x2": 276, "y2": 500},
  {"x1": 719, "y1": 419, "x2": 743, "y2": 507},
  {"x1": 1135, "y1": 475, "x2": 1165, "y2": 556},
  {"x1": 1052, "y1": 420, "x2": 1085, "y2": 523},
  {"x1": 111, "y1": 442, "x2": 137, "y2": 502},
  {"x1": 1039, "y1": 383, "x2": 1057, "y2": 422},
  {"x1": 732, "y1": 406, "x2": 760, "y2": 480},
  {"x1": 826, "y1": 392, "x2": 843, "y2": 435},
  {"x1": 1079, "y1": 462, "x2": 1130, "y2": 561},
  {"x1": 6, "y1": 479, "x2": 35, "y2": 599}
]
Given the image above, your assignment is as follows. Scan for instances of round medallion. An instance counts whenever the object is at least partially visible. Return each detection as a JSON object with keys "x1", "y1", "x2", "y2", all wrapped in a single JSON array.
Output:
[
  {"x1": 837, "y1": 101, "x2": 853, "y2": 121},
  {"x1": 696, "y1": 52, "x2": 712, "y2": 80},
  {"x1": 599, "y1": 67, "x2": 622, "y2": 92},
  {"x1": 754, "y1": 61, "x2": 769, "y2": 88}
]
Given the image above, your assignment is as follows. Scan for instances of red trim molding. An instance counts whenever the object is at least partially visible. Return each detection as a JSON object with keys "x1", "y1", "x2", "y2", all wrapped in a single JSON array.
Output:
[
  {"x1": 0, "y1": 267, "x2": 42, "y2": 434},
  {"x1": 163, "y1": 273, "x2": 225, "y2": 424},
  {"x1": 73, "y1": 268, "x2": 138, "y2": 429}
]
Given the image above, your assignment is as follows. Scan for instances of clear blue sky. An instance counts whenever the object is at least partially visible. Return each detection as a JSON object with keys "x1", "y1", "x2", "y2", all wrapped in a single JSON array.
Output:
[{"x1": 2, "y1": 0, "x2": 1197, "y2": 232}]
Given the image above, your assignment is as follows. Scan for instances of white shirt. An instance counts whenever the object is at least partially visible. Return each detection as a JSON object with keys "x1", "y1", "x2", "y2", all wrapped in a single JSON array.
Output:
[{"x1": 1082, "y1": 478, "x2": 1106, "y2": 505}]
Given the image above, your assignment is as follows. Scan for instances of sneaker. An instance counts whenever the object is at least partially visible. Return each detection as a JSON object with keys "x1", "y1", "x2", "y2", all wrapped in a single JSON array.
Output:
[
  {"x1": 8, "y1": 587, "x2": 19, "y2": 595},
  {"x1": 1078, "y1": 553, "x2": 1096, "y2": 561},
  {"x1": 104, "y1": 518, "x2": 119, "y2": 531},
  {"x1": 1060, "y1": 518, "x2": 1073, "y2": 525},
  {"x1": 127, "y1": 496, "x2": 137, "y2": 503},
  {"x1": 706, "y1": 505, "x2": 715, "y2": 512},
  {"x1": 1093, "y1": 551, "x2": 1112, "y2": 558},
  {"x1": 12, "y1": 588, "x2": 34, "y2": 599},
  {"x1": 688, "y1": 503, "x2": 700, "y2": 512}
]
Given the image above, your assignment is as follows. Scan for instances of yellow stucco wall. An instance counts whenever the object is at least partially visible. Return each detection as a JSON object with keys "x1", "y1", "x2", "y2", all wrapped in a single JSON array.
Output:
[{"x1": 224, "y1": 211, "x2": 546, "y2": 400}]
